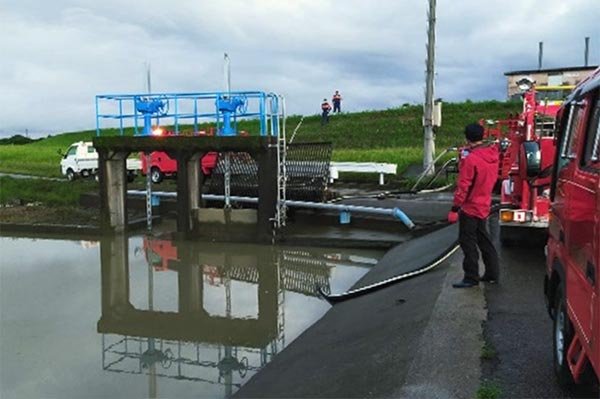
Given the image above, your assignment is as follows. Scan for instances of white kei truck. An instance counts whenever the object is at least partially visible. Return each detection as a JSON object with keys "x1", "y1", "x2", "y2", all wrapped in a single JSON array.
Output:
[{"x1": 60, "y1": 141, "x2": 141, "y2": 182}]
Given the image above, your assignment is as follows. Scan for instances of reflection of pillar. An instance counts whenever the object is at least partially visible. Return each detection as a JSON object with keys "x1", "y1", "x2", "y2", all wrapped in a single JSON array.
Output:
[
  {"x1": 177, "y1": 241, "x2": 204, "y2": 314},
  {"x1": 257, "y1": 139, "x2": 278, "y2": 241},
  {"x1": 100, "y1": 234, "x2": 130, "y2": 312},
  {"x1": 178, "y1": 264, "x2": 204, "y2": 314},
  {"x1": 98, "y1": 150, "x2": 128, "y2": 233},
  {"x1": 257, "y1": 248, "x2": 279, "y2": 331}
]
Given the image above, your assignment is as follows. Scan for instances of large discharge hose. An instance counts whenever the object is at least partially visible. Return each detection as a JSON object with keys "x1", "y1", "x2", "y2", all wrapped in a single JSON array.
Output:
[
  {"x1": 318, "y1": 237, "x2": 460, "y2": 304},
  {"x1": 319, "y1": 204, "x2": 501, "y2": 305}
]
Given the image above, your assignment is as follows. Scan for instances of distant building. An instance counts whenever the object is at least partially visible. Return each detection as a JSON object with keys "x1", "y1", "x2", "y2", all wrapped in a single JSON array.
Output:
[{"x1": 504, "y1": 66, "x2": 598, "y2": 99}]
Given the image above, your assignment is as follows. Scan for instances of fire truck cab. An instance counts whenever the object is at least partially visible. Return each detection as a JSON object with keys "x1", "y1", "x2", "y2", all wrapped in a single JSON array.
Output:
[{"x1": 545, "y1": 67, "x2": 600, "y2": 390}]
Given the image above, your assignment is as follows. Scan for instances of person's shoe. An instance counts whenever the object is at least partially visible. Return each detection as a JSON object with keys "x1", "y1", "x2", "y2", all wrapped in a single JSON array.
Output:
[
  {"x1": 452, "y1": 279, "x2": 479, "y2": 288},
  {"x1": 480, "y1": 275, "x2": 498, "y2": 284}
]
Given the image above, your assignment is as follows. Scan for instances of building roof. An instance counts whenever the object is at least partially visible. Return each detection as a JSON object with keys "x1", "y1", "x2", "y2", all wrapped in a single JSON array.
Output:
[{"x1": 504, "y1": 65, "x2": 598, "y2": 76}]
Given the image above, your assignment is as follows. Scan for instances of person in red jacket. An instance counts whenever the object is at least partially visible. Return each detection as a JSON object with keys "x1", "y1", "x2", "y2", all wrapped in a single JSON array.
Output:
[
  {"x1": 332, "y1": 90, "x2": 342, "y2": 113},
  {"x1": 448, "y1": 123, "x2": 500, "y2": 288},
  {"x1": 321, "y1": 99, "x2": 332, "y2": 126}
]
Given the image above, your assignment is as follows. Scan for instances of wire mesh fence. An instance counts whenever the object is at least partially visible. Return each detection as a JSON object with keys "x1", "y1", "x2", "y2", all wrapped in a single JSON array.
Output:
[{"x1": 205, "y1": 142, "x2": 332, "y2": 202}]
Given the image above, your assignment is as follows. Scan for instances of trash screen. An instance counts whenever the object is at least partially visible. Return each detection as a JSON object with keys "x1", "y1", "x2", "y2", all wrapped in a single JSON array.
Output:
[{"x1": 205, "y1": 142, "x2": 332, "y2": 202}]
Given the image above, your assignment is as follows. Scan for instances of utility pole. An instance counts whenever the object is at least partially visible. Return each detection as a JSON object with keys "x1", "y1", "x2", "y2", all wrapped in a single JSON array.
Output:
[
  {"x1": 423, "y1": 0, "x2": 437, "y2": 175},
  {"x1": 224, "y1": 53, "x2": 231, "y2": 95},
  {"x1": 145, "y1": 61, "x2": 153, "y2": 232}
]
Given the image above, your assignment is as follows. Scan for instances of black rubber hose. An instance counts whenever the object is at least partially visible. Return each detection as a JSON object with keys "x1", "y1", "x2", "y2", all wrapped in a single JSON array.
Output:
[{"x1": 318, "y1": 237, "x2": 460, "y2": 305}]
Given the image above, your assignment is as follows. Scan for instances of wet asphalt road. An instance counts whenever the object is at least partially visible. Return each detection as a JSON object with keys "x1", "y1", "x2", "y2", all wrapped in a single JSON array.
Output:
[{"x1": 483, "y1": 225, "x2": 597, "y2": 399}]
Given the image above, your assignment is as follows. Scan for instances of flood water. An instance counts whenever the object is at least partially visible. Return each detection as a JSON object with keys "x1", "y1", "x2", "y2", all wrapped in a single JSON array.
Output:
[{"x1": 0, "y1": 234, "x2": 382, "y2": 398}]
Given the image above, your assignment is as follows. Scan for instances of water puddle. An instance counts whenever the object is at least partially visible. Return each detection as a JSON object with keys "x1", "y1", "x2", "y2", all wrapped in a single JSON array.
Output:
[{"x1": 0, "y1": 234, "x2": 382, "y2": 398}]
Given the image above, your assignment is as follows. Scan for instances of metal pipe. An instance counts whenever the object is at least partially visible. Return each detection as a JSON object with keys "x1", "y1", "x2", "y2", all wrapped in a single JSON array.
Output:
[
  {"x1": 411, "y1": 147, "x2": 454, "y2": 191},
  {"x1": 127, "y1": 190, "x2": 415, "y2": 229},
  {"x1": 585, "y1": 37, "x2": 590, "y2": 67}
]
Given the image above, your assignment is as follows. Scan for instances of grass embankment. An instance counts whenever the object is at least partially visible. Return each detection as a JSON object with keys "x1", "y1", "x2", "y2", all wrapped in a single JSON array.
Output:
[
  {"x1": 0, "y1": 101, "x2": 519, "y2": 210},
  {"x1": 0, "y1": 176, "x2": 95, "y2": 206},
  {"x1": 0, "y1": 100, "x2": 520, "y2": 179}
]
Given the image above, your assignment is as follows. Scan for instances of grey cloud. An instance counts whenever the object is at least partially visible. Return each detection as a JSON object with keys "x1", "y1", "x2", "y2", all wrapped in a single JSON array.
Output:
[{"x1": 0, "y1": 0, "x2": 598, "y2": 136}]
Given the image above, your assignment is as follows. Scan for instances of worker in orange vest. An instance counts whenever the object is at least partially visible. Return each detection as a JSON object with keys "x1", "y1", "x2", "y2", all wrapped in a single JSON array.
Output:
[
  {"x1": 321, "y1": 98, "x2": 332, "y2": 125},
  {"x1": 332, "y1": 90, "x2": 342, "y2": 113}
]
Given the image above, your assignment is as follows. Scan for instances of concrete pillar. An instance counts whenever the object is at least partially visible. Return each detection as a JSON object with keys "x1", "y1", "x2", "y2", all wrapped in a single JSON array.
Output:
[
  {"x1": 187, "y1": 152, "x2": 204, "y2": 222},
  {"x1": 99, "y1": 150, "x2": 128, "y2": 233},
  {"x1": 257, "y1": 139, "x2": 278, "y2": 242},
  {"x1": 100, "y1": 234, "x2": 130, "y2": 313},
  {"x1": 175, "y1": 151, "x2": 203, "y2": 234}
]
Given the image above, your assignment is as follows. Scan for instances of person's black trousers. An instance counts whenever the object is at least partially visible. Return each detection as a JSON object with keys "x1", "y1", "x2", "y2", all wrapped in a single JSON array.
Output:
[
  {"x1": 321, "y1": 111, "x2": 330, "y2": 125},
  {"x1": 333, "y1": 101, "x2": 341, "y2": 113},
  {"x1": 459, "y1": 212, "x2": 499, "y2": 282}
]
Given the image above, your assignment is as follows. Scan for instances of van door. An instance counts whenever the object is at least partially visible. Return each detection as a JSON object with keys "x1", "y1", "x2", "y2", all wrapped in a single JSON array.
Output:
[
  {"x1": 567, "y1": 90, "x2": 599, "y2": 353},
  {"x1": 63, "y1": 145, "x2": 78, "y2": 170}
]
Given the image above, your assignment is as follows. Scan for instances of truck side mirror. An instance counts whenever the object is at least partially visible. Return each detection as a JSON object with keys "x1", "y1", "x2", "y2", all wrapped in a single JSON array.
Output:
[{"x1": 522, "y1": 141, "x2": 541, "y2": 178}]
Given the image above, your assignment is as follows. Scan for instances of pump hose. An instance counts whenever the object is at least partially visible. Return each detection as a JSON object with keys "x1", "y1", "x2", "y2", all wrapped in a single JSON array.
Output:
[
  {"x1": 317, "y1": 203, "x2": 502, "y2": 305},
  {"x1": 317, "y1": 237, "x2": 460, "y2": 304}
]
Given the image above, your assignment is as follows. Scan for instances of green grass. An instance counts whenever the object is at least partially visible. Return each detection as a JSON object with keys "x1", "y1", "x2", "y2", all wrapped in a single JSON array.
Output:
[
  {"x1": 477, "y1": 381, "x2": 502, "y2": 399},
  {"x1": 481, "y1": 342, "x2": 497, "y2": 360},
  {"x1": 0, "y1": 176, "x2": 96, "y2": 206},
  {"x1": 0, "y1": 100, "x2": 521, "y2": 178}
]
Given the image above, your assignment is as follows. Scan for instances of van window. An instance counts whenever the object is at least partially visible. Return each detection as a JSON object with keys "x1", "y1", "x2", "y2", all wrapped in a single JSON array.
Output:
[
  {"x1": 582, "y1": 92, "x2": 600, "y2": 169},
  {"x1": 66, "y1": 146, "x2": 77, "y2": 157},
  {"x1": 87, "y1": 146, "x2": 97, "y2": 154}
]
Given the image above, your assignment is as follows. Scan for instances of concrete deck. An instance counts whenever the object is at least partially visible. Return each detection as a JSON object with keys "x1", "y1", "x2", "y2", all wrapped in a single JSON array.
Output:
[{"x1": 235, "y1": 224, "x2": 486, "y2": 398}]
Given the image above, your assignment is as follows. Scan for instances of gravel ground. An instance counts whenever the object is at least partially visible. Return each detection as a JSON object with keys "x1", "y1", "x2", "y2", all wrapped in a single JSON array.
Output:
[{"x1": 482, "y1": 225, "x2": 598, "y2": 399}]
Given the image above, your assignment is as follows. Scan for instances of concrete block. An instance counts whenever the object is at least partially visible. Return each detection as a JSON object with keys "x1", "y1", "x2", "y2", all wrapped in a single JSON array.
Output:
[{"x1": 194, "y1": 208, "x2": 257, "y2": 225}]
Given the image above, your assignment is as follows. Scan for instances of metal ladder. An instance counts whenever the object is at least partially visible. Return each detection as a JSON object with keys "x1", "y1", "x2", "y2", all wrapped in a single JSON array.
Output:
[{"x1": 274, "y1": 95, "x2": 287, "y2": 229}]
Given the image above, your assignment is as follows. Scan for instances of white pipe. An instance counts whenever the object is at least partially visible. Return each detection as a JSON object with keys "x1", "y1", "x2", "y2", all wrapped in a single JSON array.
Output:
[{"x1": 127, "y1": 190, "x2": 415, "y2": 229}]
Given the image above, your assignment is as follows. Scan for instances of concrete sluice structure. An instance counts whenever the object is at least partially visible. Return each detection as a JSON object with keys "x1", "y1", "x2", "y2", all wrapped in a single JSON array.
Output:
[
  {"x1": 94, "y1": 135, "x2": 279, "y2": 241},
  {"x1": 94, "y1": 135, "x2": 338, "y2": 243}
]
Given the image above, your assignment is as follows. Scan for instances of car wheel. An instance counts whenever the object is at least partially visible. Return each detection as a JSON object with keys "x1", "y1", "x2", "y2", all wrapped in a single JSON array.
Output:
[
  {"x1": 150, "y1": 167, "x2": 163, "y2": 184},
  {"x1": 553, "y1": 283, "x2": 574, "y2": 388},
  {"x1": 127, "y1": 172, "x2": 135, "y2": 183},
  {"x1": 66, "y1": 169, "x2": 76, "y2": 181}
]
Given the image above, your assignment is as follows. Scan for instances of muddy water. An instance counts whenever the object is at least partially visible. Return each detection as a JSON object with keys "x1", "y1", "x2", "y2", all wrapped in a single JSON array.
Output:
[{"x1": 0, "y1": 234, "x2": 382, "y2": 398}]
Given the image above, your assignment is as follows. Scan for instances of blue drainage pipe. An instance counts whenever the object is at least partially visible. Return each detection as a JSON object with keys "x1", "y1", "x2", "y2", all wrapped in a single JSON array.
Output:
[{"x1": 127, "y1": 190, "x2": 416, "y2": 230}]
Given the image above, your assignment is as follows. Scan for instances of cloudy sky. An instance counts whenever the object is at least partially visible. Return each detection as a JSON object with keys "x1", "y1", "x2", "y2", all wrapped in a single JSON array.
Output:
[{"x1": 0, "y1": 0, "x2": 598, "y2": 137}]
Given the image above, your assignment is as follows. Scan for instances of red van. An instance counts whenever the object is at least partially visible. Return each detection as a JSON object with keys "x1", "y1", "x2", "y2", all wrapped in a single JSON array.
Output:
[{"x1": 545, "y1": 67, "x2": 599, "y2": 390}]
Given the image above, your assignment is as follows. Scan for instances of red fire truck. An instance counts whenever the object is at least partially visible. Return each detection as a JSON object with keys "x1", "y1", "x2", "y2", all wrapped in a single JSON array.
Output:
[
  {"x1": 482, "y1": 80, "x2": 572, "y2": 243},
  {"x1": 140, "y1": 128, "x2": 219, "y2": 183},
  {"x1": 545, "y1": 67, "x2": 599, "y2": 390}
]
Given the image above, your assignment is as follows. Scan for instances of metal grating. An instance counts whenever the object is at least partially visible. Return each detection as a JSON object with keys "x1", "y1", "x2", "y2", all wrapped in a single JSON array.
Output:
[{"x1": 205, "y1": 142, "x2": 332, "y2": 202}]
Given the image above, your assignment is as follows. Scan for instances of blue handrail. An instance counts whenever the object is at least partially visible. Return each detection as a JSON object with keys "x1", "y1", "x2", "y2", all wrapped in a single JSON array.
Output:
[{"x1": 95, "y1": 91, "x2": 280, "y2": 137}]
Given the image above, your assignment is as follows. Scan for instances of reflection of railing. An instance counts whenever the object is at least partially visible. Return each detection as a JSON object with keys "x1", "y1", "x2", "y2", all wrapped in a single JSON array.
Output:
[{"x1": 101, "y1": 335, "x2": 269, "y2": 390}]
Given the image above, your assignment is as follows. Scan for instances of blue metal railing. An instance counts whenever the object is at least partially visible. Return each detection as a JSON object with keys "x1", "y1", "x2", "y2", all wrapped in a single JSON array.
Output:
[{"x1": 95, "y1": 91, "x2": 280, "y2": 137}]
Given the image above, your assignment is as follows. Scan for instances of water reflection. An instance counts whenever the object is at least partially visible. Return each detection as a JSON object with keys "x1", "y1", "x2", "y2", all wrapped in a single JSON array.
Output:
[{"x1": 98, "y1": 235, "x2": 377, "y2": 398}]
